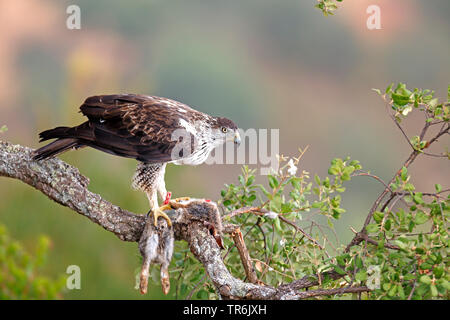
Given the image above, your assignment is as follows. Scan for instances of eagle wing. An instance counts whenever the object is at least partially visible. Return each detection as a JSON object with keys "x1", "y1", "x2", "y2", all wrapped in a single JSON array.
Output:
[{"x1": 73, "y1": 94, "x2": 198, "y2": 163}]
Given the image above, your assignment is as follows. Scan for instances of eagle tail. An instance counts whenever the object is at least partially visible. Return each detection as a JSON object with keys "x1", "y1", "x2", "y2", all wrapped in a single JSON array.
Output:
[
  {"x1": 33, "y1": 127, "x2": 80, "y2": 160},
  {"x1": 38, "y1": 126, "x2": 71, "y2": 142}
]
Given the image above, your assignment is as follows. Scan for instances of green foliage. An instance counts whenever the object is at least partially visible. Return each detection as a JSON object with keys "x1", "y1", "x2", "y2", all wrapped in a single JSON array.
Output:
[
  {"x1": 376, "y1": 83, "x2": 449, "y2": 158},
  {"x1": 315, "y1": 0, "x2": 343, "y2": 16},
  {"x1": 0, "y1": 125, "x2": 7, "y2": 134},
  {"x1": 219, "y1": 154, "x2": 360, "y2": 285},
  {"x1": 357, "y1": 185, "x2": 449, "y2": 299},
  {"x1": 382, "y1": 82, "x2": 449, "y2": 125},
  {"x1": 0, "y1": 224, "x2": 66, "y2": 299}
]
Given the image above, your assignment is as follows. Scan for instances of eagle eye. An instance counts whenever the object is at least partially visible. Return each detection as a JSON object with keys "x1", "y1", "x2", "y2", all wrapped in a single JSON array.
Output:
[{"x1": 221, "y1": 127, "x2": 228, "y2": 133}]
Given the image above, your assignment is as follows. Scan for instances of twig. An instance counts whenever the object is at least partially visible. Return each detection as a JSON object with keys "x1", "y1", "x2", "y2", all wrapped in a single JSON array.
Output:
[
  {"x1": 231, "y1": 227, "x2": 259, "y2": 284},
  {"x1": 278, "y1": 216, "x2": 324, "y2": 249}
]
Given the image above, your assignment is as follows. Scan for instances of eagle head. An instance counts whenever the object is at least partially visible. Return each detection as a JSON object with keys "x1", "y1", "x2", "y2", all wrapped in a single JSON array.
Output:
[{"x1": 211, "y1": 117, "x2": 241, "y2": 145}]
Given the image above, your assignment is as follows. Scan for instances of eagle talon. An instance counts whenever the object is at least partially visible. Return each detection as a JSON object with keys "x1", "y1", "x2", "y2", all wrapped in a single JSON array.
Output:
[{"x1": 151, "y1": 205, "x2": 172, "y2": 227}]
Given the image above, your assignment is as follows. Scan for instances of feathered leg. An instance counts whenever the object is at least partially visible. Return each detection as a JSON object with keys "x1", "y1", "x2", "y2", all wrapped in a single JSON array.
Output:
[{"x1": 133, "y1": 163, "x2": 172, "y2": 226}]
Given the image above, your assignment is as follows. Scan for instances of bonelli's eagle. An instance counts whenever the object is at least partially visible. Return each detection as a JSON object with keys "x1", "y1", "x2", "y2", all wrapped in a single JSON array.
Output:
[{"x1": 33, "y1": 94, "x2": 241, "y2": 226}]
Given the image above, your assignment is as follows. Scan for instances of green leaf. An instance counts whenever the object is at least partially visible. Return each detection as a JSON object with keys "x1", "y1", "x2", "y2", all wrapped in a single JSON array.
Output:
[
  {"x1": 355, "y1": 256, "x2": 363, "y2": 269},
  {"x1": 197, "y1": 289, "x2": 209, "y2": 299},
  {"x1": 435, "y1": 184, "x2": 442, "y2": 193},
  {"x1": 373, "y1": 211, "x2": 384, "y2": 223},
  {"x1": 343, "y1": 166, "x2": 355, "y2": 177},
  {"x1": 247, "y1": 194, "x2": 257, "y2": 203},
  {"x1": 268, "y1": 175, "x2": 279, "y2": 189},
  {"x1": 398, "y1": 284, "x2": 405, "y2": 299},
  {"x1": 223, "y1": 200, "x2": 232, "y2": 207},
  {"x1": 314, "y1": 174, "x2": 321, "y2": 186},
  {"x1": 328, "y1": 166, "x2": 339, "y2": 175},
  {"x1": 366, "y1": 224, "x2": 379, "y2": 233},
  {"x1": 386, "y1": 83, "x2": 394, "y2": 94},
  {"x1": 392, "y1": 93, "x2": 411, "y2": 106},
  {"x1": 414, "y1": 211, "x2": 429, "y2": 225},
  {"x1": 274, "y1": 217, "x2": 282, "y2": 232},
  {"x1": 290, "y1": 177, "x2": 301, "y2": 189},
  {"x1": 388, "y1": 284, "x2": 398, "y2": 297},
  {"x1": 430, "y1": 284, "x2": 438, "y2": 297},
  {"x1": 332, "y1": 208, "x2": 345, "y2": 219},
  {"x1": 355, "y1": 270, "x2": 367, "y2": 282},
  {"x1": 400, "y1": 166, "x2": 408, "y2": 181},
  {"x1": 413, "y1": 192, "x2": 424, "y2": 205},
  {"x1": 384, "y1": 219, "x2": 392, "y2": 231},
  {"x1": 332, "y1": 264, "x2": 346, "y2": 275},
  {"x1": 433, "y1": 267, "x2": 444, "y2": 279},
  {"x1": 419, "y1": 275, "x2": 432, "y2": 285}
]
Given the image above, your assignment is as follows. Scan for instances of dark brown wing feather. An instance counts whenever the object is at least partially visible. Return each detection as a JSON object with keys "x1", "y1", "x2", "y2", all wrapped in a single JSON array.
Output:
[
  {"x1": 35, "y1": 94, "x2": 205, "y2": 163},
  {"x1": 77, "y1": 94, "x2": 204, "y2": 163}
]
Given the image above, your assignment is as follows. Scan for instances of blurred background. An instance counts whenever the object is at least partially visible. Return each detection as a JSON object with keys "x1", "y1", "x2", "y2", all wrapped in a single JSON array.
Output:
[{"x1": 0, "y1": 0, "x2": 449, "y2": 299}]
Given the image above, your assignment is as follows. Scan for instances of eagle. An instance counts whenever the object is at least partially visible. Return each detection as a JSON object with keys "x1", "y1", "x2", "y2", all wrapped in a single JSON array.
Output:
[{"x1": 32, "y1": 94, "x2": 241, "y2": 226}]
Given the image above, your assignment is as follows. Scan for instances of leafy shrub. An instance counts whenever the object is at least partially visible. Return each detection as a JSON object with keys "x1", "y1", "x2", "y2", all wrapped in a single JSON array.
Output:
[{"x1": 0, "y1": 224, "x2": 66, "y2": 299}]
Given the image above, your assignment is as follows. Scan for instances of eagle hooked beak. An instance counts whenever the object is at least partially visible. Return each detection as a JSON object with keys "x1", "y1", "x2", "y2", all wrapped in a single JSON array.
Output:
[{"x1": 234, "y1": 131, "x2": 241, "y2": 145}]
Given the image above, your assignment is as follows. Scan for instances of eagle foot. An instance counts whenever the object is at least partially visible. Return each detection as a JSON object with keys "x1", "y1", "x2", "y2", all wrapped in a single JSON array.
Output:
[{"x1": 151, "y1": 205, "x2": 173, "y2": 227}]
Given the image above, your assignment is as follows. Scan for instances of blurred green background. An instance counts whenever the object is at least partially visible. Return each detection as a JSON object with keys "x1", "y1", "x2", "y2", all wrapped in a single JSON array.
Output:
[{"x1": 0, "y1": 0, "x2": 449, "y2": 299}]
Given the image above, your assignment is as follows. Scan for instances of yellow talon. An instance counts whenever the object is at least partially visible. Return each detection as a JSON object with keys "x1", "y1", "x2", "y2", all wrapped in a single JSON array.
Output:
[{"x1": 152, "y1": 205, "x2": 172, "y2": 227}]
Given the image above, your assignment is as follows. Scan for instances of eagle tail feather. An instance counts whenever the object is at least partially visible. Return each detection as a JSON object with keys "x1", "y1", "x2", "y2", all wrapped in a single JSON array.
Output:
[
  {"x1": 38, "y1": 126, "x2": 72, "y2": 142},
  {"x1": 33, "y1": 127, "x2": 80, "y2": 160}
]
